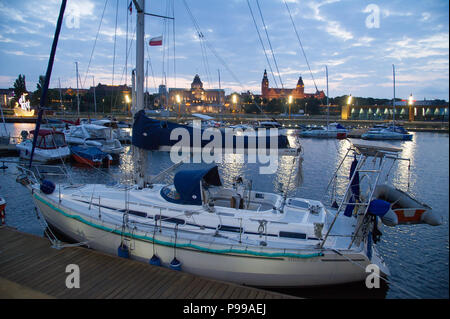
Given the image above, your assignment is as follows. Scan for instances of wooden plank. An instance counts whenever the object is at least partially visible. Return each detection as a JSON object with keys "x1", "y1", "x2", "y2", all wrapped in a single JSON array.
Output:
[
  {"x1": 146, "y1": 270, "x2": 181, "y2": 298},
  {"x1": 0, "y1": 227, "x2": 298, "y2": 299},
  {"x1": 219, "y1": 284, "x2": 237, "y2": 299},
  {"x1": 171, "y1": 275, "x2": 203, "y2": 299},
  {"x1": 184, "y1": 278, "x2": 210, "y2": 299},
  {"x1": 197, "y1": 281, "x2": 223, "y2": 299},
  {"x1": 158, "y1": 272, "x2": 195, "y2": 299},
  {"x1": 130, "y1": 267, "x2": 172, "y2": 298}
]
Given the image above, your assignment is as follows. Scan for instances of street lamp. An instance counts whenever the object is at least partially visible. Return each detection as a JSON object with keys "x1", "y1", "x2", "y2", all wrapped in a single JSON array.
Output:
[
  {"x1": 288, "y1": 95, "x2": 293, "y2": 119},
  {"x1": 347, "y1": 94, "x2": 352, "y2": 106},
  {"x1": 408, "y1": 94, "x2": 414, "y2": 106},
  {"x1": 232, "y1": 94, "x2": 238, "y2": 113}
]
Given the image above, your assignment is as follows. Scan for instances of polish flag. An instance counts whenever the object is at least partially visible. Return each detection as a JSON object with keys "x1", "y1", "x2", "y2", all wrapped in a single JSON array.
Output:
[{"x1": 149, "y1": 36, "x2": 163, "y2": 46}]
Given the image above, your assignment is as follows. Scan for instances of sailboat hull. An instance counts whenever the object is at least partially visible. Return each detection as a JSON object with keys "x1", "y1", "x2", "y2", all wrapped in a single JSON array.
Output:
[{"x1": 33, "y1": 191, "x2": 380, "y2": 288}]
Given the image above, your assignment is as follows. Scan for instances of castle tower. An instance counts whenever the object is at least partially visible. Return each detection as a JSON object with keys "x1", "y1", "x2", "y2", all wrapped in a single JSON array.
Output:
[
  {"x1": 296, "y1": 76, "x2": 305, "y2": 98},
  {"x1": 261, "y1": 69, "x2": 269, "y2": 98},
  {"x1": 191, "y1": 74, "x2": 203, "y2": 90}
]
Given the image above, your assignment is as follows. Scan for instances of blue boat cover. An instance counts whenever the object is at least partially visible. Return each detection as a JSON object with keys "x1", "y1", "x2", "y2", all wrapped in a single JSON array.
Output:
[
  {"x1": 344, "y1": 155, "x2": 360, "y2": 217},
  {"x1": 132, "y1": 110, "x2": 290, "y2": 151},
  {"x1": 161, "y1": 165, "x2": 222, "y2": 205},
  {"x1": 70, "y1": 145, "x2": 109, "y2": 161}
]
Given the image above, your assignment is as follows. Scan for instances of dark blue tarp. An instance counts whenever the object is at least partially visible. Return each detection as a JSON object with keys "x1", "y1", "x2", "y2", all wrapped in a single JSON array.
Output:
[
  {"x1": 161, "y1": 165, "x2": 222, "y2": 205},
  {"x1": 132, "y1": 110, "x2": 290, "y2": 151},
  {"x1": 344, "y1": 155, "x2": 360, "y2": 217},
  {"x1": 70, "y1": 145, "x2": 109, "y2": 161}
]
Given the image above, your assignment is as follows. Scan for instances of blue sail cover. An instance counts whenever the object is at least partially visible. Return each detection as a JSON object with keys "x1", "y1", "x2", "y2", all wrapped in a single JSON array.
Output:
[
  {"x1": 344, "y1": 155, "x2": 360, "y2": 217},
  {"x1": 132, "y1": 110, "x2": 290, "y2": 151},
  {"x1": 162, "y1": 165, "x2": 222, "y2": 205}
]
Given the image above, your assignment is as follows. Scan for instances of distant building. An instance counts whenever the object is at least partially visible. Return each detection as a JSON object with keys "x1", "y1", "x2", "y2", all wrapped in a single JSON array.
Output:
[
  {"x1": 168, "y1": 75, "x2": 225, "y2": 113},
  {"x1": 88, "y1": 83, "x2": 130, "y2": 98},
  {"x1": 0, "y1": 88, "x2": 14, "y2": 107},
  {"x1": 261, "y1": 69, "x2": 325, "y2": 100}
]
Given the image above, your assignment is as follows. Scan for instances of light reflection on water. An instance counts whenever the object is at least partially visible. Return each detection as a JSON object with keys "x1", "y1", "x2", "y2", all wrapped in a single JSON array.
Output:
[{"x1": 1, "y1": 123, "x2": 448, "y2": 299}]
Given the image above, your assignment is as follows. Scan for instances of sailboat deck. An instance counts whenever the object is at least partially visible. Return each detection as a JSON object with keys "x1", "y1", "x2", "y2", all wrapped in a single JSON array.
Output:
[{"x1": 0, "y1": 226, "x2": 297, "y2": 299}]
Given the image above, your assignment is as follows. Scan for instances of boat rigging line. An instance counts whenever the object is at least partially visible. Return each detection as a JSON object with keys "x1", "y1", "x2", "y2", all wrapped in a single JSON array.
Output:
[
  {"x1": 110, "y1": 0, "x2": 120, "y2": 113},
  {"x1": 82, "y1": 0, "x2": 109, "y2": 89},
  {"x1": 282, "y1": 0, "x2": 319, "y2": 93},
  {"x1": 246, "y1": 0, "x2": 279, "y2": 89},
  {"x1": 255, "y1": 0, "x2": 284, "y2": 90}
]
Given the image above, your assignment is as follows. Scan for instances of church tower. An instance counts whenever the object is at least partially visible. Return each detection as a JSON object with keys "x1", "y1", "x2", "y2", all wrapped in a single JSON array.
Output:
[
  {"x1": 296, "y1": 75, "x2": 305, "y2": 98},
  {"x1": 261, "y1": 69, "x2": 269, "y2": 98}
]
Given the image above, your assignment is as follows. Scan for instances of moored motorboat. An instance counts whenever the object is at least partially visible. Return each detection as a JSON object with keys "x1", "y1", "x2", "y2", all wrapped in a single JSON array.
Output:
[
  {"x1": 70, "y1": 145, "x2": 112, "y2": 167},
  {"x1": 16, "y1": 129, "x2": 70, "y2": 163},
  {"x1": 362, "y1": 124, "x2": 413, "y2": 141},
  {"x1": 63, "y1": 124, "x2": 124, "y2": 156},
  {"x1": 299, "y1": 123, "x2": 348, "y2": 139}
]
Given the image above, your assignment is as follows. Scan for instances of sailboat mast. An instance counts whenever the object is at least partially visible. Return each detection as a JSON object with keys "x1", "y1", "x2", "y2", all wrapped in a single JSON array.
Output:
[
  {"x1": 392, "y1": 64, "x2": 395, "y2": 125},
  {"x1": 326, "y1": 65, "x2": 329, "y2": 128},
  {"x1": 132, "y1": 0, "x2": 147, "y2": 188},
  {"x1": 93, "y1": 76, "x2": 97, "y2": 115},
  {"x1": 75, "y1": 61, "x2": 80, "y2": 115}
]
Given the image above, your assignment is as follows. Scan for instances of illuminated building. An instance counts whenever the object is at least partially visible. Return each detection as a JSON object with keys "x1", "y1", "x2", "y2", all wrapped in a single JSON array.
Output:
[
  {"x1": 261, "y1": 69, "x2": 325, "y2": 100},
  {"x1": 168, "y1": 74, "x2": 225, "y2": 113}
]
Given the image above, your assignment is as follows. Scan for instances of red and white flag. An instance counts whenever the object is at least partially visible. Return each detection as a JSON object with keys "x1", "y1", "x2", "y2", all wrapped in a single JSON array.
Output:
[
  {"x1": 128, "y1": 1, "x2": 132, "y2": 14},
  {"x1": 149, "y1": 36, "x2": 163, "y2": 46}
]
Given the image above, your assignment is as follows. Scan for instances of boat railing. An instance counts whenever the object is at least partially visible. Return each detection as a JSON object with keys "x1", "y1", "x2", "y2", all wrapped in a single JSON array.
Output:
[
  {"x1": 321, "y1": 142, "x2": 411, "y2": 249},
  {"x1": 16, "y1": 164, "x2": 71, "y2": 184}
]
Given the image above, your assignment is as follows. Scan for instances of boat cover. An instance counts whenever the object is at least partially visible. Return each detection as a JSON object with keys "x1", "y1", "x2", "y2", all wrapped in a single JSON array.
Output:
[
  {"x1": 132, "y1": 110, "x2": 290, "y2": 150},
  {"x1": 163, "y1": 165, "x2": 222, "y2": 205},
  {"x1": 70, "y1": 145, "x2": 109, "y2": 161}
]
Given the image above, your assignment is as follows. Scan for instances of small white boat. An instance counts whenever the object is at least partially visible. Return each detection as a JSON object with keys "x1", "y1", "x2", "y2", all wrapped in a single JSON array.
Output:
[
  {"x1": 299, "y1": 123, "x2": 348, "y2": 139},
  {"x1": 362, "y1": 124, "x2": 413, "y2": 141},
  {"x1": 90, "y1": 119, "x2": 132, "y2": 144},
  {"x1": 16, "y1": 129, "x2": 71, "y2": 163},
  {"x1": 64, "y1": 124, "x2": 124, "y2": 155}
]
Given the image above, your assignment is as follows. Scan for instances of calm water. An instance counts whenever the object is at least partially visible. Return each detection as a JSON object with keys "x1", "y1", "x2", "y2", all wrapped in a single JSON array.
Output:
[{"x1": 1, "y1": 123, "x2": 448, "y2": 299}]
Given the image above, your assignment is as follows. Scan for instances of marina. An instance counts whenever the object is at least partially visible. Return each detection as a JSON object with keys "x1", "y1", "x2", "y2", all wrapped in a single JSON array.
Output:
[{"x1": 0, "y1": 0, "x2": 448, "y2": 301}]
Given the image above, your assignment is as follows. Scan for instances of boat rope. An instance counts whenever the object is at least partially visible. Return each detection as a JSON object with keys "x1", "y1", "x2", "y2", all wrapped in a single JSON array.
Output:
[
  {"x1": 246, "y1": 0, "x2": 278, "y2": 88},
  {"x1": 110, "y1": 0, "x2": 120, "y2": 113},
  {"x1": 282, "y1": 0, "x2": 319, "y2": 93},
  {"x1": 82, "y1": 0, "x2": 109, "y2": 89},
  {"x1": 182, "y1": 0, "x2": 243, "y2": 89},
  {"x1": 255, "y1": 0, "x2": 284, "y2": 90},
  {"x1": 331, "y1": 248, "x2": 421, "y2": 299}
]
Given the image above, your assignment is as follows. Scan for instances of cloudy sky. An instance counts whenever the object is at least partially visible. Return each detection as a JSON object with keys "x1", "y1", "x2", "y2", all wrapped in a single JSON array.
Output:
[{"x1": 0, "y1": 0, "x2": 448, "y2": 100}]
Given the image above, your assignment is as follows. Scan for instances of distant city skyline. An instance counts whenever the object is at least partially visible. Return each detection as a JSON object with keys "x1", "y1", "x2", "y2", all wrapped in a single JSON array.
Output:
[{"x1": 0, "y1": 0, "x2": 448, "y2": 101}]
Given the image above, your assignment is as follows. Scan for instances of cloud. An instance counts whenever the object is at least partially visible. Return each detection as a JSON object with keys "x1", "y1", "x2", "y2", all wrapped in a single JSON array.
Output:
[{"x1": 385, "y1": 33, "x2": 449, "y2": 60}]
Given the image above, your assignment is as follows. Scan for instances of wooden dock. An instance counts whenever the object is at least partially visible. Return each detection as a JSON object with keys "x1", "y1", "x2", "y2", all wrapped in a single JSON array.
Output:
[{"x1": 0, "y1": 226, "x2": 297, "y2": 299}]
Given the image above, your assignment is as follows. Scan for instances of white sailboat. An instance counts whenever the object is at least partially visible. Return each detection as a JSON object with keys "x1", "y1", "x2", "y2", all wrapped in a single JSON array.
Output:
[
  {"x1": 17, "y1": 1, "x2": 442, "y2": 288},
  {"x1": 298, "y1": 67, "x2": 348, "y2": 139},
  {"x1": 362, "y1": 65, "x2": 413, "y2": 141}
]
